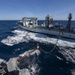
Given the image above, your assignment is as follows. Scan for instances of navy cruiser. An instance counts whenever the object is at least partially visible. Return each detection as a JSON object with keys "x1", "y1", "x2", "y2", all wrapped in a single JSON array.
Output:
[{"x1": 17, "y1": 15, "x2": 75, "y2": 39}]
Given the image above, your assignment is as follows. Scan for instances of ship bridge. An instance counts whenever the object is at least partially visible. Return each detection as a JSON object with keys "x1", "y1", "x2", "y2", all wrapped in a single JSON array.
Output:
[{"x1": 22, "y1": 17, "x2": 38, "y2": 27}]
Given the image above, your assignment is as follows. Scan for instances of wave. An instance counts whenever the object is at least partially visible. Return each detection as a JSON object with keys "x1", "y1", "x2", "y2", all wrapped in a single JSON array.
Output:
[
  {"x1": 71, "y1": 69, "x2": 75, "y2": 75},
  {"x1": 1, "y1": 29, "x2": 75, "y2": 48},
  {"x1": 0, "y1": 49, "x2": 40, "y2": 75},
  {"x1": 7, "y1": 49, "x2": 41, "y2": 75},
  {"x1": 59, "y1": 47, "x2": 75, "y2": 64},
  {"x1": 0, "y1": 58, "x2": 6, "y2": 64},
  {"x1": 1, "y1": 29, "x2": 75, "y2": 75}
]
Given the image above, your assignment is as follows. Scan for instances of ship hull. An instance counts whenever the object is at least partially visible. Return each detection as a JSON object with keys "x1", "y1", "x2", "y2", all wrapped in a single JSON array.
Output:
[{"x1": 19, "y1": 25, "x2": 75, "y2": 40}]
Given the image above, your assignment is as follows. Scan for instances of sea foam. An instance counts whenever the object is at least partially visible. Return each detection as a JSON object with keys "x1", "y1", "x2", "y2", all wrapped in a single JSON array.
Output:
[
  {"x1": 1, "y1": 29, "x2": 75, "y2": 48},
  {"x1": 7, "y1": 49, "x2": 41, "y2": 75}
]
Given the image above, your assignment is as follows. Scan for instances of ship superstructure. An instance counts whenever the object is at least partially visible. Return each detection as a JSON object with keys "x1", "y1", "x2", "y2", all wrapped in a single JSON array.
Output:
[{"x1": 17, "y1": 15, "x2": 75, "y2": 39}]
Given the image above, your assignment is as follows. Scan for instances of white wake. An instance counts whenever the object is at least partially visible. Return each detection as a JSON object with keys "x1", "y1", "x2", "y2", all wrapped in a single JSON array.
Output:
[
  {"x1": 1, "y1": 29, "x2": 75, "y2": 75},
  {"x1": 1, "y1": 29, "x2": 75, "y2": 48},
  {"x1": 7, "y1": 49, "x2": 41, "y2": 75},
  {"x1": 0, "y1": 58, "x2": 6, "y2": 64}
]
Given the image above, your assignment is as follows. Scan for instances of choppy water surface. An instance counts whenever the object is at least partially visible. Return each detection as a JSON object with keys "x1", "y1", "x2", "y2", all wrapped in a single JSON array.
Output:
[{"x1": 0, "y1": 20, "x2": 75, "y2": 75}]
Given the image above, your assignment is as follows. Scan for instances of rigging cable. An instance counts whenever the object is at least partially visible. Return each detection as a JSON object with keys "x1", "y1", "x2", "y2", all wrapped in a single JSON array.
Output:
[{"x1": 37, "y1": 31, "x2": 61, "y2": 54}]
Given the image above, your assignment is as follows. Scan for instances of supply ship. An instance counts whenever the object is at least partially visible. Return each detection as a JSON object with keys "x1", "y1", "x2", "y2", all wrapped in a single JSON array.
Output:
[{"x1": 17, "y1": 14, "x2": 75, "y2": 39}]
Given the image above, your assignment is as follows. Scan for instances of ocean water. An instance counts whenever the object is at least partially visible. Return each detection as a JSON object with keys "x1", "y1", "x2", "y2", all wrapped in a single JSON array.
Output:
[{"x1": 0, "y1": 20, "x2": 75, "y2": 75}]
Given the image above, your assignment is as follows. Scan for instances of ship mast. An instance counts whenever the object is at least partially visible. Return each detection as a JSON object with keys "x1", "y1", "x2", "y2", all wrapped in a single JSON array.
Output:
[
  {"x1": 45, "y1": 15, "x2": 53, "y2": 28},
  {"x1": 45, "y1": 15, "x2": 50, "y2": 28},
  {"x1": 66, "y1": 13, "x2": 72, "y2": 32}
]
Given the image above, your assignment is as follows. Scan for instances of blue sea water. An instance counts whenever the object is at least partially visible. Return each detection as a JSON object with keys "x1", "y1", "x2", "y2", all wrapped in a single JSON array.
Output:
[{"x1": 0, "y1": 20, "x2": 75, "y2": 75}]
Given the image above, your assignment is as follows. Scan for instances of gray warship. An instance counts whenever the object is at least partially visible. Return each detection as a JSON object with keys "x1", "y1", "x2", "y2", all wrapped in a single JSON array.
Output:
[{"x1": 17, "y1": 14, "x2": 75, "y2": 39}]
